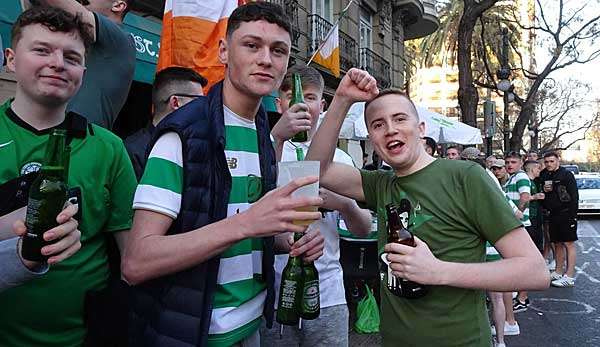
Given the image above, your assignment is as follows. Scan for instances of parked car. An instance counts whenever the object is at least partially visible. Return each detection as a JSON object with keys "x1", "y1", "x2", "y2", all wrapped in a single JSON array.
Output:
[
  {"x1": 563, "y1": 164, "x2": 580, "y2": 174},
  {"x1": 575, "y1": 174, "x2": 600, "y2": 214}
]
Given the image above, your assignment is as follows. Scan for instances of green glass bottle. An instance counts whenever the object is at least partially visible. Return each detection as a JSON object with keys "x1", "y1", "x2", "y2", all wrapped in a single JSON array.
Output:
[
  {"x1": 299, "y1": 260, "x2": 320, "y2": 319},
  {"x1": 290, "y1": 73, "x2": 308, "y2": 143},
  {"x1": 276, "y1": 232, "x2": 304, "y2": 325},
  {"x1": 21, "y1": 129, "x2": 68, "y2": 262}
]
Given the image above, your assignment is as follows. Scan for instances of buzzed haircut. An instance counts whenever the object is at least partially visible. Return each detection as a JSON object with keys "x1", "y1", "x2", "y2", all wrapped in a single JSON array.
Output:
[
  {"x1": 152, "y1": 67, "x2": 208, "y2": 114},
  {"x1": 523, "y1": 160, "x2": 540, "y2": 172},
  {"x1": 504, "y1": 151, "x2": 522, "y2": 160},
  {"x1": 226, "y1": 2, "x2": 291, "y2": 38},
  {"x1": 543, "y1": 151, "x2": 560, "y2": 159},
  {"x1": 364, "y1": 89, "x2": 419, "y2": 121},
  {"x1": 12, "y1": 6, "x2": 93, "y2": 51},
  {"x1": 280, "y1": 64, "x2": 324, "y2": 94}
]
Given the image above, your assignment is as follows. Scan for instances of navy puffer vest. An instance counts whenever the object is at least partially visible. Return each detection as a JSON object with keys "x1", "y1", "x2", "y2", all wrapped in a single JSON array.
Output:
[{"x1": 129, "y1": 81, "x2": 277, "y2": 347}]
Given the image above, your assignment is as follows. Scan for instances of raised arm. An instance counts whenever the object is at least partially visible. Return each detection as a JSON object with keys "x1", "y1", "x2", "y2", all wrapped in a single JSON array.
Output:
[
  {"x1": 22, "y1": 0, "x2": 102, "y2": 41},
  {"x1": 306, "y1": 68, "x2": 378, "y2": 202}
]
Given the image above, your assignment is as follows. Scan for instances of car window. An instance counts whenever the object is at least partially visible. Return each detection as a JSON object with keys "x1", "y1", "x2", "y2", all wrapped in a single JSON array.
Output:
[{"x1": 576, "y1": 178, "x2": 600, "y2": 189}]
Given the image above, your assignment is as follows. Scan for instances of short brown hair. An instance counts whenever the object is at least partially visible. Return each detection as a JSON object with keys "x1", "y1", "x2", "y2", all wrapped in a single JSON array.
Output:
[
  {"x1": 364, "y1": 89, "x2": 419, "y2": 120},
  {"x1": 226, "y1": 2, "x2": 291, "y2": 39},
  {"x1": 12, "y1": 7, "x2": 93, "y2": 51},
  {"x1": 279, "y1": 64, "x2": 324, "y2": 94},
  {"x1": 543, "y1": 151, "x2": 560, "y2": 159}
]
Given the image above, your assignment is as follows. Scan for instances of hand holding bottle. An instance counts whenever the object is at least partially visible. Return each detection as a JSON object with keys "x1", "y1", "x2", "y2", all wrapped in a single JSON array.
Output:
[{"x1": 14, "y1": 202, "x2": 81, "y2": 266}]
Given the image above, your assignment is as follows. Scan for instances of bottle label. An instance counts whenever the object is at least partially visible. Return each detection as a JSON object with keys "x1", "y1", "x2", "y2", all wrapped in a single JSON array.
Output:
[
  {"x1": 25, "y1": 197, "x2": 43, "y2": 237},
  {"x1": 280, "y1": 279, "x2": 299, "y2": 309},
  {"x1": 302, "y1": 280, "x2": 320, "y2": 312}
]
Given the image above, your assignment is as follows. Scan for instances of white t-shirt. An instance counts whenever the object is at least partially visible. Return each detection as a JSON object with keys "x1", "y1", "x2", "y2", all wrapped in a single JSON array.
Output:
[{"x1": 274, "y1": 141, "x2": 357, "y2": 309}]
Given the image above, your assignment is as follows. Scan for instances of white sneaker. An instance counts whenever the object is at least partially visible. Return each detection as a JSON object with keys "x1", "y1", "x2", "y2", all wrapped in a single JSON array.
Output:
[
  {"x1": 495, "y1": 343, "x2": 507, "y2": 347},
  {"x1": 552, "y1": 275, "x2": 575, "y2": 287},
  {"x1": 504, "y1": 322, "x2": 520, "y2": 336},
  {"x1": 547, "y1": 260, "x2": 556, "y2": 271},
  {"x1": 550, "y1": 271, "x2": 563, "y2": 280},
  {"x1": 491, "y1": 322, "x2": 520, "y2": 336}
]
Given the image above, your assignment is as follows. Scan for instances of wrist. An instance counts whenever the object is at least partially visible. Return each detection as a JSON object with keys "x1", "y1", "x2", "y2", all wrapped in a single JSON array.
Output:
[
  {"x1": 436, "y1": 260, "x2": 453, "y2": 286},
  {"x1": 230, "y1": 211, "x2": 252, "y2": 241}
]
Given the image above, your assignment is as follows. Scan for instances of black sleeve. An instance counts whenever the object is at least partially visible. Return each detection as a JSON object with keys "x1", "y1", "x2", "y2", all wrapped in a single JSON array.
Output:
[{"x1": 565, "y1": 172, "x2": 579, "y2": 217}]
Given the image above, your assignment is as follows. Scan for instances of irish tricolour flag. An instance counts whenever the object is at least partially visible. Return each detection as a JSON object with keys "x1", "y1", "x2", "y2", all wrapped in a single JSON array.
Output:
[
  {"x1": 157, "y1": 0, "x2": 248, "y2": 89},
  {"x1": 312, "y1": 23, "x2": 340, "y2": 77}
]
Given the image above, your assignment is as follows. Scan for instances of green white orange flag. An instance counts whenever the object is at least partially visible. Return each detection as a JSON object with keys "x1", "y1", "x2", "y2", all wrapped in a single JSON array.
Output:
[
  {"x1": 157, "y1": 0, "x2": 248, "y2": 90},
  {"x1": 312, "y1": 23, "x2": 340, "y2": 77}
]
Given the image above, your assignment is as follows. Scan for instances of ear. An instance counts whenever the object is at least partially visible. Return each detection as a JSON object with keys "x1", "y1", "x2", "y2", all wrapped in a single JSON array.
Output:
[
  {"x1": 418, "y1": 120, "x2": 426, "y2": 138},
  {"x1": 112, "y1": 1, "x2": 127, "y2": 15},
  {"x1": 218, "y1": 38, "x2": 228, "y2": 65},
  {"x1": 5, "y1": 48, "x2": 16, "y2": 73},
  {"x1": 169, "y1": 95, "x2": 180, "y2": 111},
  {"x1": 320, "y1": 99, "x2": 326, "y2": 113},
  {"x1": 275, "y1": 97, "x2": 283, "y2": 114}
]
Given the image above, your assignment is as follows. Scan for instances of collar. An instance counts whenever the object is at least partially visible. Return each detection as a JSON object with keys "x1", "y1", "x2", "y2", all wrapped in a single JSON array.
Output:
[{"x1": 6, "y1": 103, "x2": 88, "y2": 141}]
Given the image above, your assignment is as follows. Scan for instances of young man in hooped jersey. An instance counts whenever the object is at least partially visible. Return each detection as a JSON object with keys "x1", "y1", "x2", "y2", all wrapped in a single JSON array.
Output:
[{"x1": 123, "y1": 3, "x2": 325, "y2": 347}]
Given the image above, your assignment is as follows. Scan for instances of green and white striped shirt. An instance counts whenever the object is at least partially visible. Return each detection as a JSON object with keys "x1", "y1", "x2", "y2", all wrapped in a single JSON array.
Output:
[
  {"x1": 132, "y1": 106, "x2": 266, "y2": 346},
  {"x1": 503, "y1": 171, "x2": 531, "y2": 227}
]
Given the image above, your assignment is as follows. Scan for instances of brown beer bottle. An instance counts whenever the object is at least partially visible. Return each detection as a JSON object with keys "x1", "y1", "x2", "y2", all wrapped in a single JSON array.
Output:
[{"x1": 385, "y1": 200, "x2": 428, "y2": 299}]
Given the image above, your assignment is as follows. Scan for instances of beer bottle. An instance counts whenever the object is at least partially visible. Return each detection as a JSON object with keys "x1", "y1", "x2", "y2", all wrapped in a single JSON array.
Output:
[
  {"x1": 276, "y1": 232, "x2": 305, "y2": 325},
  {"x1": 385, "y1": 200, "x2": 428, "y2": 299},
  {"x1": 21, "y1": 129, "x2": 68, "y2": 262},
  {"x1": 299, "y1": 260, "x2": 320, "y2": 319},
  {"x1": 290, "y1": 73, "x2": 308, "y2": 143}
]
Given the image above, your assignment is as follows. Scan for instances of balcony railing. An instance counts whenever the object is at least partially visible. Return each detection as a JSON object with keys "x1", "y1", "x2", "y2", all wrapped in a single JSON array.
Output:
[
  {"x1": 308, "y1": 14, "x2": 357, "y2": 74},
  {"x1": 360, "y1": 48, "x2": 391, "y2": 88},
  {"x1": 268, "y1": 0, "x2": 303, "y2": 50}
]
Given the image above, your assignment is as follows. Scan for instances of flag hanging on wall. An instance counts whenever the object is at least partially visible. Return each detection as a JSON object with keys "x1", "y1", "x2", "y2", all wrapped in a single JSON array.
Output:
[
  {"x1": 312, "y1": 23, "x2": 340, "y2": 77},
  {"x1": 157, "y1": 0, "x2": 248, "y2": 90}
]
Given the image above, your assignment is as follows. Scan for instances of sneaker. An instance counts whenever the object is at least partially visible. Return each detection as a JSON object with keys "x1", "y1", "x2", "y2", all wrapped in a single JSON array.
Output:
[
  {"x1": 552, "y1": 275, "x2": 575, "y2": 287},
  {"x1": 513, "y1": 298, "x2": 530, "y2": 313},
  {"x1": 547, "y1": 260, "x2": 556, "y2": 271},
  {"x1": 550, "y1": 271, "x2": 563, "y2": 280},
  {"x1": 495, "y1": 343, "x2": 507, "y2": 347},
  {"x1": 504, "y1": 322, "x2": 520, "y2": 336},
  {"x1": 491, "y1": 322, "x2": 520, "y2": 336}
]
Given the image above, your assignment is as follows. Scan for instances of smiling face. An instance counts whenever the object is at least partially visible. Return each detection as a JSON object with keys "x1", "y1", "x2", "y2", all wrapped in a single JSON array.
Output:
[
  {"x1": 6, "y1": 24, "x2": 86, "y2": 108},
  {"x1": 219, "y1": 20, "x2": 291, "y2": 99},
  {"x1": 365, "y1": 94, "x2": 427, "y2": 173}
]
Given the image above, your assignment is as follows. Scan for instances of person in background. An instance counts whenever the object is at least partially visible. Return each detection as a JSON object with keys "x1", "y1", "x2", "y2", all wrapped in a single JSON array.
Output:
[
  {"x1": 540, "y1": 151, "x2": 579, "y2": 288},
  {"x1": 486, "y1": 155, "x2": 497, "y2": 169},
  {"x1": 25, "y1": 0, "x2": 136, "y2": 129},
  {"x1": 0, "y1": 7, "x2": 137, "y2": 346},
  {"x1": 123, "y1": 3, "x2": 325, "y2": 346},
  {"x1": 445, "y1": 145, "x2": 460, "y2": 159},
  {"x1": 491, "y1": 159, "x2": 510, "y2": 185},
  {"x1": 526, "y1": 151, "x2": 539, "y2": 162},
  {"x1": 422, "y1": 136, "x2": 437, "y2": 156},
  {"x1": 124, "y1": 67, "x2": 207, "y2": 180},
  {"x1": 265, "y1": 64, "x2": 372, "y2": 346}
]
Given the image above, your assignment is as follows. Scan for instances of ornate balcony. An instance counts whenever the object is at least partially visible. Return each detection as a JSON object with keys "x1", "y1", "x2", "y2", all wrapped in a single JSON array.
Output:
[
  {"x1": 308, "y1": 14, "x2": 357, "y2": 74},
  {"x1": 394, "y1": 0, "x2": 440, "y2": 40},
  {"x1": 360, "y1": 48, "x2": 391, "y2": 88}
]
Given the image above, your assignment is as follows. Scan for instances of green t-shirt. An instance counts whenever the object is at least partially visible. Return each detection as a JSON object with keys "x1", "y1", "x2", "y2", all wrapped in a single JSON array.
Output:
[
  {"x1": 0, "y1": 100, "x2": 137, "y2": 347},
  {"x1": 360, "y1": 159, "x2": 521, "y2": 347}
]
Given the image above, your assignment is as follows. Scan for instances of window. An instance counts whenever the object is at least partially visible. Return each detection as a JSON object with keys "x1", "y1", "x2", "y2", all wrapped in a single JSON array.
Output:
[
  {"x1": 359, "y1": 9, "x2": 373, "y2": 50},
  {"x1": 312, "y1": 0, "x2": 333, "y2": 22}
]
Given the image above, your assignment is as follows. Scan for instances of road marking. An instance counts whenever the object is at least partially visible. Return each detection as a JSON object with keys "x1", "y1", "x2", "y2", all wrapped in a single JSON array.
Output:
[
  {"x1": 574, "y1": 262, "x2": 600, "y2": 283},
  {"x1": 577, "y1": 239, "x2": 600, "y2": 254},
  {"x1": 529, "y1": 298, "x2": 596, "y2": 314}
]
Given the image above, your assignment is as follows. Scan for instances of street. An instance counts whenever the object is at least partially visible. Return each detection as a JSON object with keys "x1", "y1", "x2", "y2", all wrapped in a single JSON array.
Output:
[
  {"x1": 506, "y1": 216, "x2": 600, "y2": 347},
  {"x1": 348, "y1": 216, "x2": 600, "y2": 347}
]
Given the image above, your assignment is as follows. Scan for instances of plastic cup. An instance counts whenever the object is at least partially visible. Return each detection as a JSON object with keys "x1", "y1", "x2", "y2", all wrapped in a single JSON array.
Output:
[{"x1": 277, "y1": 161, "x2": 320, "y2": 225}]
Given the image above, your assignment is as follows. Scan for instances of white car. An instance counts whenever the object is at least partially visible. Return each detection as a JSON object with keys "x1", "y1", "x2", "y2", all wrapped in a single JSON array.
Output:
[{"x1": 575, "y1": 174, "x2": 600, "y2": 214}]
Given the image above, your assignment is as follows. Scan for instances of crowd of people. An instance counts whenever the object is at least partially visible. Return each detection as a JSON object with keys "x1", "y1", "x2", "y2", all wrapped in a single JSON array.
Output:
[{"x1": 0, "y1": 1, "x2": 578, "y2": 347}]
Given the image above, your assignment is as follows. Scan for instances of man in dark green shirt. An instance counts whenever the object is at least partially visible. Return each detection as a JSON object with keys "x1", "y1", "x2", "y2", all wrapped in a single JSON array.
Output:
[{"x1": 306, "y1": 69, "x2": 550, "y2": 346}]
